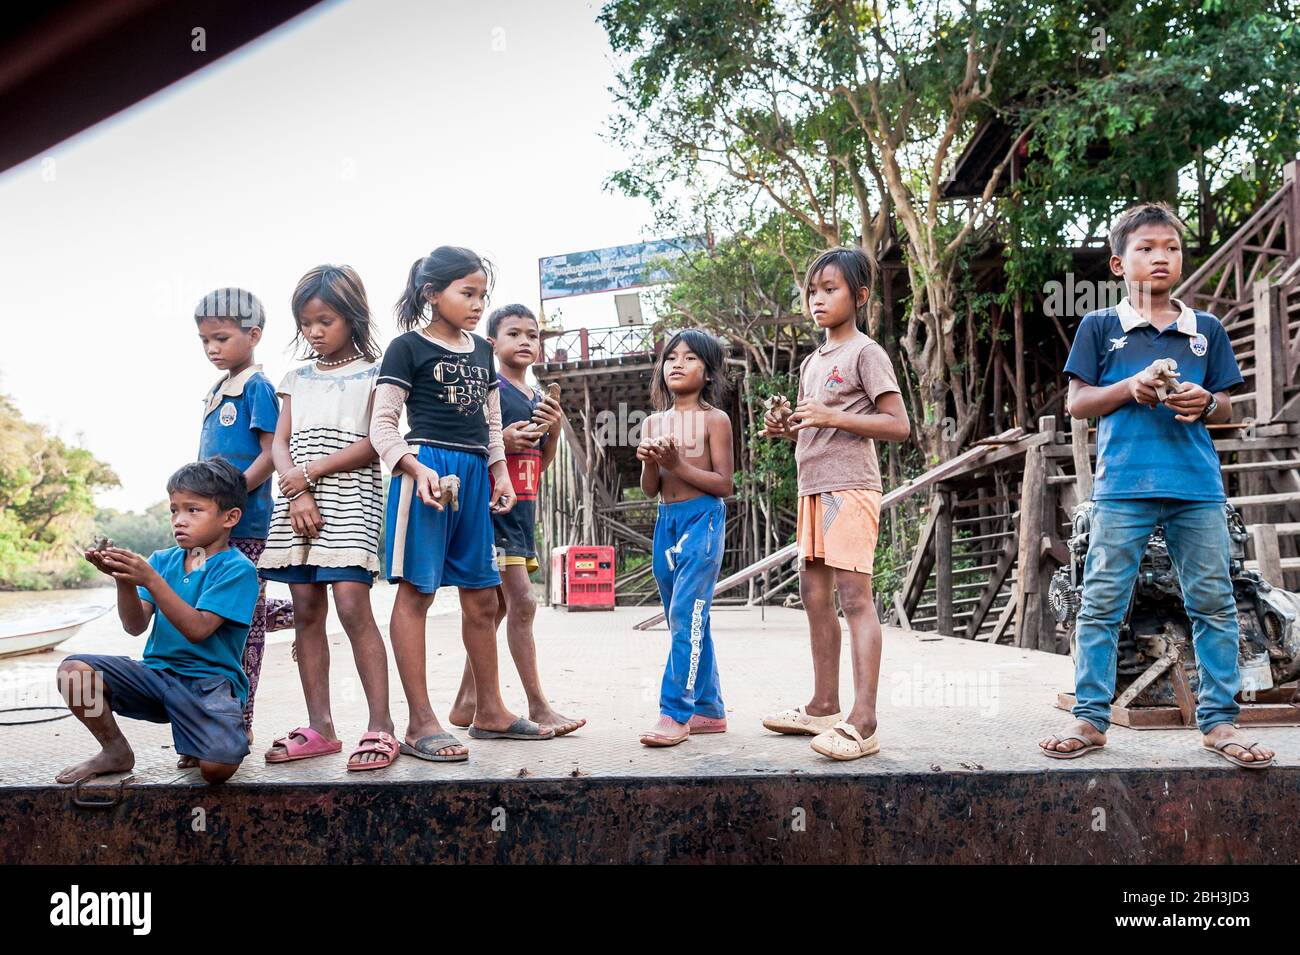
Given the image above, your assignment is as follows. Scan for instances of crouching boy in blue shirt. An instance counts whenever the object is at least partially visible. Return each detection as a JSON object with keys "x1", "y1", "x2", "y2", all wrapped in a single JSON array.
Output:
[
  {"x1": 1039, "y1": 201, "x2": 1274, "y2": 769},
  {"x1": 57, "y1": 458, "x2": 261, "y2": 785}
]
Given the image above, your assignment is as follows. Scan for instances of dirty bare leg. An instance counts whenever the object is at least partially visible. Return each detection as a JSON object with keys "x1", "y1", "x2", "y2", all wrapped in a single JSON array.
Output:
[
  {"x1": 833, "y1": 568, "x2": 880, "y2": 741},
  {"x1": 391, "y1": 582, "x2": 464, "y2": 758},
  {"x1": 54, "y1": 660, "x2": 134, "y2": 784},
  {"x1": 264, "y1": 583, "x2": 339, "y2": 761},
  {"x1": 500, "y1": 564, "x2": 584, "y2": 735},
  {"x1": 800, "y1": 558, "x2": 841, "y2": 718},
  {"x1": 449, "y1": 584, "x2": 505, "y2": 727},
  {"x1": 333, "y1": 580, "x2": 396, "y2": 765}
]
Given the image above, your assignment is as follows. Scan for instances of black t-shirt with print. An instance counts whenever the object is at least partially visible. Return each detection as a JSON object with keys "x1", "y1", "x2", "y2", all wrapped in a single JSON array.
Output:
[{"x1": 377, "y1": 330, "x2": 498, "y2": 455}]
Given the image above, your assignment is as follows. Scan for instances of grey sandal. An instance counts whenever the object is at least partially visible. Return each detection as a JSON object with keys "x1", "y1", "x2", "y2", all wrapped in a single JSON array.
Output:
[
  {"x1": 1040, "y1": 733, "x2": 1104, "y2": 759},
  {"x1": 467, "y1": 717, "x2": 555, "y2": 741},
  {"x1": 399, "y1": 733, "x2": 468, "y2": 762},
  {"x1": 1205, "y1": 737, "x2": 1274, "y2": 769}
]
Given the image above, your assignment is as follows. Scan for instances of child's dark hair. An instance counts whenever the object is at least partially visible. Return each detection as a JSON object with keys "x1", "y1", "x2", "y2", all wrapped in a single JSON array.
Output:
[
  {"x1": 394, "y1": 246, "x2": 495, "y2": 332},
  {"x1": 803, "y1": 246, "x2": 876, "y2": 322},
  {"x1": 290, "y1": 265, "x2": 381, "y2": 362},
  {"x1": 166, "y1": 458, "x2": 247, "y2": 514},
  {"x1": 1108, "y1": 202, "x2": 1186, "y2": 257},
  {"x1": 487, "y1": 303, "x2": 538, "y2": 339},
  {"x1": 193, "y1": 287, "x2": 266, "y2": 330},
  {"x1": 650, "y1": 329, "x2": 729, "y2": 411}
]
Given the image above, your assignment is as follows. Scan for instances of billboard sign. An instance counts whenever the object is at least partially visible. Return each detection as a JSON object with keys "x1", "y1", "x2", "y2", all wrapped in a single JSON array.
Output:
[{"x1": 539, "y1": 235, "x2": 705, "y2": 301}]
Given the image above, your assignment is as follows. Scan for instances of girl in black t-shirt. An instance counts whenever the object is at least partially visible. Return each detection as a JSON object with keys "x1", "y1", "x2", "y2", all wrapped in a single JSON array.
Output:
[{"x1": 370, "y1": 246, "x2": 555, "y2": 761}]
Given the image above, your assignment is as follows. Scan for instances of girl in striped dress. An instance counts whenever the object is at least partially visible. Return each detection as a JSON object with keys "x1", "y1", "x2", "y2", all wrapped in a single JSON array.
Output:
[{"x1": 258, "y1": 265, "x2": 398, "y2": 771}]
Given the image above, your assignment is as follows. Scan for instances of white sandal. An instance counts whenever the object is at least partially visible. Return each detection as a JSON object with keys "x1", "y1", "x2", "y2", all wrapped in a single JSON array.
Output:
[
  {"x1": 761, "y1": 705, "x2": 843, "y2": 736},
  {"x1": 810, "y1": 721, "x2": 880, "y2": 760}
]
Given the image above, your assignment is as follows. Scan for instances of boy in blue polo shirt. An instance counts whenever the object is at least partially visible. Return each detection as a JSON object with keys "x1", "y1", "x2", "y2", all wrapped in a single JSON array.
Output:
[
  {"x1": 195, "y1": 287, "x2": 281, "y2": 744},
  {"x1": 1039, "y1": 202, "x2": 1275, "y2": 769},
  {"x1": 57, "y1": 459, "x2": 260, "y2": 785}
]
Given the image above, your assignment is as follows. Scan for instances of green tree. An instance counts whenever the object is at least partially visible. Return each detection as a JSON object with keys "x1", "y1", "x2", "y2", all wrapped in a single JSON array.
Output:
[
  {"x1": 601, "y1": 0, "x2": 1300, "y2": 460},
  {"x1": 0, "y1": 394, "x2": 118, "y2": 589}
]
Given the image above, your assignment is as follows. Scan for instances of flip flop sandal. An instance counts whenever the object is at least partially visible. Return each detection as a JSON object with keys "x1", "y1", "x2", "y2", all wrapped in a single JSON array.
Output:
[
  {"x1": 1040, "y1": 733, "x2": 1104, "y2": 760},
  {"x1": 399, "y1": 732, "x2": 469, "y2": 762},
  {"x1": 346, "y1": 731, "x2": 400, "y2": 772},
  {"x1": 264, "y1": 726, "x2": 342, "y2": 763},
  {"x1": 468, "y1": 717, "x2": 555, "y2": 740},
  {"x1": 1205, "y1": 737, "x2": 1274, "y2": 769},
  {"x1": 640, "y1": 726, "x2": 689, "y2": 747},
  {"x1": 762, "y1": 705, "x2": 843, "y2": 736},
  {"x1": 688, "y1": 714, "x2": 727, "y2": 734},
  {"x1": 810, "y1": 721, "x2": 880, "y2": 761}
]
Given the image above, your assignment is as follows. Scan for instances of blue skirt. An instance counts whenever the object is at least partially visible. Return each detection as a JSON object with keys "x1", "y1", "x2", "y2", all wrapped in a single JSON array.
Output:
[
  {"x1": 384, "y1": 445, "x2": 501, "y2": 593},
  {"x1": 259, "y1": 564, "x2": 375, "y2": 587}
]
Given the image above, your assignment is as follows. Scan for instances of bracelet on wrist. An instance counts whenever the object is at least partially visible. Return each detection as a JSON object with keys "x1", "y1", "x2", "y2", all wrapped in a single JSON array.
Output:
[{"x1": 301, "y1": 461, "x2": 317, "y2": 488}]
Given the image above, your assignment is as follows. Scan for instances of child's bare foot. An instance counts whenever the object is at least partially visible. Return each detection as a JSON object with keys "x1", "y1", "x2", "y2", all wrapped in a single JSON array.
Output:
[
  {"x1": 177, "y1": 755, "x2": 199, "y2": 769},
  {"x1": 530, "y1": 706, "x2": 585, "y2": 737},
  {"x1": 56, "y1": 744, "x2": 134, "y2": 784},
  {"x1": 448, "y1": 698, "x2": 476, "y2": 728},
  {"x1": 640, "y1": 715, "x2": 688, "y2": 747},
  {"x1": 1039, "y1": 719, "x2": 1106, "y2": 757}
]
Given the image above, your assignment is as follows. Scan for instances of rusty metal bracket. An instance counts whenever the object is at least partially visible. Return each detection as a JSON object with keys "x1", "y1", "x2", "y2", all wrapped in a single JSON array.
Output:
[{"x1": 72, "y1": 775, "x2": 131, "y2": 809}]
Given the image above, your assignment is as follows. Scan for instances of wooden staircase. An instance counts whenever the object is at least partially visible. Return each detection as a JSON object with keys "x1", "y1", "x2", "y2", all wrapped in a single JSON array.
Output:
[{"x1": 900, "y1": 158, "x2": 1300, "y2": 651}]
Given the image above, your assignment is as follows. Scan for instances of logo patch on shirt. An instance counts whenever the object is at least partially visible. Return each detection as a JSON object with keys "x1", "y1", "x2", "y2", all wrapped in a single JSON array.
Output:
[
  {"x1": 824, "y1": 365, "x2": 845, "y2": 391},
  {"x1": 1189, "y1": 332, "x2": 1208, "y2": 357},
  {"x1": 1108, "y1": 336, "x2": 1128, "y2": 352},
  {"x1": 218, "y1": 401, "x2": 238, "y2": 427}
]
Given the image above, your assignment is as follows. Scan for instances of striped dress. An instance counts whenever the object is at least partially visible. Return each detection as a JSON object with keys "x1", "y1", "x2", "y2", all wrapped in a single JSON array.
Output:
[{"x1": 259, "y1": 360, "x2": 382, "y2": 574}]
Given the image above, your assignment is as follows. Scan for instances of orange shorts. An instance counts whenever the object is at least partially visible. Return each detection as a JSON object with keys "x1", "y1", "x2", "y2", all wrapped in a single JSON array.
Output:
[{"x1": 796, "y1": 489, "x2": 882, "y2": 574}]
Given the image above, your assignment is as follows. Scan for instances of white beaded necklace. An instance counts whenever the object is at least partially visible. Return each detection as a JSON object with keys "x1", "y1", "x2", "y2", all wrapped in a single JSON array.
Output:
[{"x1": 316, "y1": 352, "x2": 362, "y2": 368}]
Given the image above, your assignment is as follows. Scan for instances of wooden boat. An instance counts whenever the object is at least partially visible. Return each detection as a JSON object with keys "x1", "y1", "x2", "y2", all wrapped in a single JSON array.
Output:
[{"x1": 0, "y1": 605, "x2": 110, "y2": 658}]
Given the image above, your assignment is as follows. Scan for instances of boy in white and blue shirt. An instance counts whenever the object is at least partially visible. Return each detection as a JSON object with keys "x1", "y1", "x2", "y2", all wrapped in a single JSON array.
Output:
[
  {"x1": 1040, "y1": 202, "x2": 1274, "y2": 768},
  {"x1": 195, "y1": 287, "x2": 282, "y2": 740}
]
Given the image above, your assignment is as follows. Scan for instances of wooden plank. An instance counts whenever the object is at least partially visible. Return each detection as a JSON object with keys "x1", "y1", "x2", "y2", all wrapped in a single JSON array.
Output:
[
  {"x1": 1251, "y1": 524, "x2": 1283, "y2": 582},
  {"x1": 1245, "y1": 557, "x2": 1300, "y2": 571},
  {"x1": 1220, "y1": 459, "x2": 1300, "y2": 473},
  {"x1": 1045, "y1": 433, "x2": 1300, "y2": 457},
  {"x1": 559, "y1": 414, "x2": 615, "y2": 510},
  {"x1": 1070, "y1": 415, "x2": 1093, "y2": 501},
  {"x1": 893, "y1": 591, "x2": 911, "y2": 630},
  {"x1": 1016, "y1": 446, "x2": 1046, "y2": 648},
  {"x1": 1251, "y1": 522, "x2": 1300, "y2": 536},
  {"x1": 935, "y1": 490, "x2": 953, "y2": 636},
  {"x1": 1169, "y1": 661, "x2": 1197, "y2": 727},
  {"x1": 878, "y1": 427, "x2": 1026, "y2": 509},
  {"x1": 964, "y1": 537, "x2": 1018, "y2": 638},
  {"x1": 986, "y1": 584, "x2": 1018, "y2": 643},
  {"x1": 1228, "y1": 491, "x2": 1300, "y2": 507},
  {"x1": 900, "y1": 502, "x2": 939, "y2": 617},
  {"x1": 1114, "y1": 647, "x2": 1178, "y2": 709}
]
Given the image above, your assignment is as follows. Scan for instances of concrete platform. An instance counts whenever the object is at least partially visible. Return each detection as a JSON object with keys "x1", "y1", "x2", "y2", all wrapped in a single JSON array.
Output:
[{"x1": 2, "y1": 598, "x2": 1297, "y2": 863}]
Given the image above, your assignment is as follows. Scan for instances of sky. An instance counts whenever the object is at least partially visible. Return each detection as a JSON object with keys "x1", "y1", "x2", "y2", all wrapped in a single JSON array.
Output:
[{"x1": 0, "y1": 0, "x2": 657, "y2": 511}]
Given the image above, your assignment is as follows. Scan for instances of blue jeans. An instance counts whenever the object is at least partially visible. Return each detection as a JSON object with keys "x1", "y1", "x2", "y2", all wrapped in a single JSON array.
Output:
[
  {"x1": 1072, "y1": 499, "x2": 1240, "y2": 733},
  {"x1": 652, "y1": 495, "x2": 727, "y2": 723}
]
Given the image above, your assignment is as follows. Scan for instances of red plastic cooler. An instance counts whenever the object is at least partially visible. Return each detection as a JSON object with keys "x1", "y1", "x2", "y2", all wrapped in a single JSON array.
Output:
[{"x1": 550, "y1": 545, "x2": 615, "y2": 611}]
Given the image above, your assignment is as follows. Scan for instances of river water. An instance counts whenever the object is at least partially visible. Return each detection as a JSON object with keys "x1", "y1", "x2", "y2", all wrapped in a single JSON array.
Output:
[{"x1": 0, "y1": 581, "x2": 456, "y2": 716}]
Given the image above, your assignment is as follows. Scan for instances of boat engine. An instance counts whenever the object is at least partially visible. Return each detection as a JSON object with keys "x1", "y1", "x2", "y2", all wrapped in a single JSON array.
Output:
[{"x1": 1047, "y1": 502, "x2": 1300, "y2": 706}]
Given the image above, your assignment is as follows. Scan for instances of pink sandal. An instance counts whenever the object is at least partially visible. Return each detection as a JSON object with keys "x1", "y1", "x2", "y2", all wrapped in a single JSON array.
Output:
[
  {"x1": 688, "y1": 714, "x2": 727, "y2": 734},
  {"x1": 264, "y1": 726, "x2": 342, "y2": 763},
  {"x1": 347, "y1": 731, "x2": 400, "y2": 772}
]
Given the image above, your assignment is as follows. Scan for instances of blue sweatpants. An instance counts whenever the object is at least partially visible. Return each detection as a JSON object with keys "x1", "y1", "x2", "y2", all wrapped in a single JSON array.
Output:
[{"x1": 652, "y1": 494, "x2": 726, "y2": 723}]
